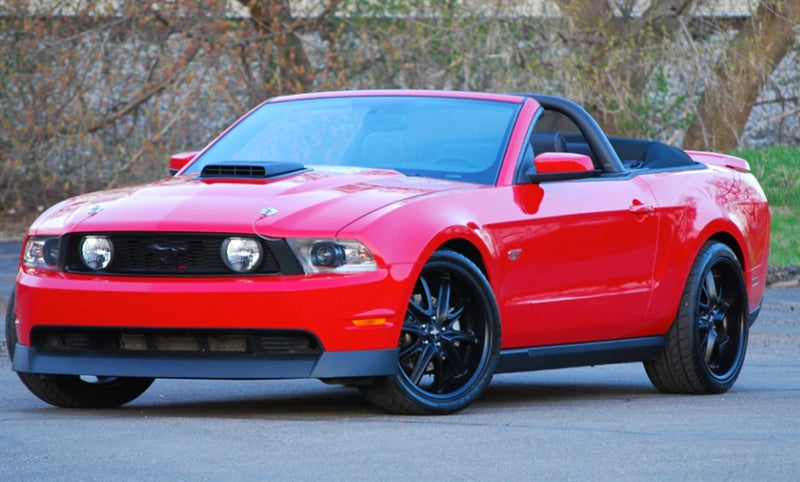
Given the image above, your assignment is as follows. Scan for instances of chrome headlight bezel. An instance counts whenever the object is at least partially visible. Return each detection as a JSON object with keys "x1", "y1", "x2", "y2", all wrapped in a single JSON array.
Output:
[
  {"x1": 286, "y1": 238, "x2": 377, "y2": 274},
  {"x1": 221, "y1": 236, "x2": 263, "y2": 273},
  {"x1": 23, "y1": 236, "x2": 61, "y2": 270}
]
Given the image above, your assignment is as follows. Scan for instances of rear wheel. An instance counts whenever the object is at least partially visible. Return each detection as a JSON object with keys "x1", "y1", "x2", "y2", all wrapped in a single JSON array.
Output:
[
  {"x1": 360, "y1": 250, "x2": 500, "y2": 414},
  {"x1": 644, "y1": 242, "x2": 749, "y2": 394},
  {"x1": 5, "y1": 288, "x2": 154, "y2": 408}
]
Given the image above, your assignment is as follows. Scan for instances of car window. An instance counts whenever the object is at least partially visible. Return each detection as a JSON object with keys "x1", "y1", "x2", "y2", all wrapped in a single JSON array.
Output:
[
  {"x1": 186, "y1": 96, "x2": 520, "y2": 185},
  {"x1": 532, "y1": 109, "x2": 597, "y2": 164}
]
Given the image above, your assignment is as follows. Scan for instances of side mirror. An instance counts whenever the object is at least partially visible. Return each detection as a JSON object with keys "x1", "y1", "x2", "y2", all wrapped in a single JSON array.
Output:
[
  {"x1": 169, "y1": 151, "x2": 199, "y2": 176},
  {"x1": 526, "y1": 152, "x2": 599, "y2": 182}
]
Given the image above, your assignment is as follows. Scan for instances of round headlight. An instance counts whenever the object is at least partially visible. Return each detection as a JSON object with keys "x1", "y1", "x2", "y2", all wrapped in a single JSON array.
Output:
[
  {"x1": 222, "y1": 237, "x2": 262, "y2": 273},
  {"x1": 80, "y1": 236, "x2": 113, "y2": 271},
  {"x1": 310, "y1": 242, "x2": 346, "y2": 268}
]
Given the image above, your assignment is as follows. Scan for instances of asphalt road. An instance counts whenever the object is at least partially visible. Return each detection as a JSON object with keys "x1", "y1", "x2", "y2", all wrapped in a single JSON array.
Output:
[{"x1": 1, "y1": 241, "x2": 798, "y2": 481}]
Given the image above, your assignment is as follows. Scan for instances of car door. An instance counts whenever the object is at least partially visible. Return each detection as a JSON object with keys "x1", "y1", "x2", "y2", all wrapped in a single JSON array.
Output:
[{"x1": 496, "y1": 175, "x2": 660, "y2": 348}]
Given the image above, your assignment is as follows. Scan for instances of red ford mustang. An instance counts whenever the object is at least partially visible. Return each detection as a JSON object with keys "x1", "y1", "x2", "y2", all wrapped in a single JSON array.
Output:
[{"x1": 6, "y1": 90, "x2": 770, "y2": 414}]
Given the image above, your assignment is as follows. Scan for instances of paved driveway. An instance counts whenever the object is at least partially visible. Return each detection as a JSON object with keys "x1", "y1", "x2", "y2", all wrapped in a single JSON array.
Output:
[{"x1": 1, "y1": 241, "x2": 798, "y2": 481}]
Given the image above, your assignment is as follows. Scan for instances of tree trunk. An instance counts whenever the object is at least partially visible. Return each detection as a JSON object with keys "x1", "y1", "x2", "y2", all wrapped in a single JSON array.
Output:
[
  {"x1": 553, "y1": 0, "x2": 695, "y2": 136},
  {"x1": 683, "y1": 1, "x2": 800, "y2": 151},
  {"x1": 237, "y1": 0, "x2": 315, "y2": 97}
]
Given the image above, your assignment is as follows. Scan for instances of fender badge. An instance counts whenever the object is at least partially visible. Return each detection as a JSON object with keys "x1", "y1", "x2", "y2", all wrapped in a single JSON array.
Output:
[
  {"x1": 508, "y1": 249, "x2": 522, "y2": 261},
  {"x1": 87, "y1": 205, "x2": 104, "y2": 216},
  {"x1": 259, "y1": 207, "x2": 278, "y2": 217}
]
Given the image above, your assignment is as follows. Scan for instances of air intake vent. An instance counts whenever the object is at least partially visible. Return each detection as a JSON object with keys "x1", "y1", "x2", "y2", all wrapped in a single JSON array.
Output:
[
  {"x1": 201, "y1": 162, "x2": 305, "y2": 179},
  {"x1": 31, "y1": 328, "x2": 323, "y2": 355}
]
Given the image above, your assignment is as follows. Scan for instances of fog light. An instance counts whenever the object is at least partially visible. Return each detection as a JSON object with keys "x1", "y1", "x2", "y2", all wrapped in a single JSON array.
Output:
[
  {"x1": 80, "y1": 236, "x2": 113, "y2": 271},
  {"x1": 222, "y1": 237, "x2": 262, "y2": 273}
]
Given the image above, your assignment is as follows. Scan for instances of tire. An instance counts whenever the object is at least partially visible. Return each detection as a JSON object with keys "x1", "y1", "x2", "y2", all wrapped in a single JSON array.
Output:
[
  {"x1": 360, "y1": 250, "x2": 500, "y2": 414},
  {"x1": 4, "y1": 288, "x2": 15, "y2": 359},
  {"x1": 644, "y1": 242, "x2": 749, "y2": 394},
  {"x1": 5, "y1": 289, "x2": 154, "y2": 408}
]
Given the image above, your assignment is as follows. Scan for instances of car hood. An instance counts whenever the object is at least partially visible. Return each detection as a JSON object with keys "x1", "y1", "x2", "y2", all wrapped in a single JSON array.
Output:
[{"x1": 29, "y1": 167, "x2": 477, "y2": 238}]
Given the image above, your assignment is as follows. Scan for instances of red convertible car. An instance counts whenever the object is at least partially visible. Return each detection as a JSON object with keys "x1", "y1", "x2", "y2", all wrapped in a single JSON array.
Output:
[{"x1": 7, "y1": 90, "x2": 770, "y2": 414}]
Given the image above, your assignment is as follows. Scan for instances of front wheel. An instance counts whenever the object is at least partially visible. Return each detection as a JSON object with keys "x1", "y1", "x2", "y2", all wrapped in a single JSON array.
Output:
[
  {"x1": 644, "y1": 242, "x2": 749, "y2": 394},
  {"x1": 360, "y1": 250, "x2": 500, "y2": 414},
  {"x1": 5, "y1": 288, "x2": 154, "y2": 408},
  {"x1": 17, "y1": 373, "x2": 155, "y2": 408}
]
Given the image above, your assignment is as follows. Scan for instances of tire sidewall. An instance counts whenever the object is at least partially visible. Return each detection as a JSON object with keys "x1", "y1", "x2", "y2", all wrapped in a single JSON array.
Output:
[{"x1": 5, "y1": 288, "x2": 16, "y2": 360}]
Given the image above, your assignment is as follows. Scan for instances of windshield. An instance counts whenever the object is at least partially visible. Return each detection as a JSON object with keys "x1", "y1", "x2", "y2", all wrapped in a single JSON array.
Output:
[{"x1": 185, "y1": 95, "x2": 520, "y2": 184}]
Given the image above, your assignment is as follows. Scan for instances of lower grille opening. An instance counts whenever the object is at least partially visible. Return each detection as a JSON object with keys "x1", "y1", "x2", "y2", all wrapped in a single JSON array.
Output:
[{"x1": 31, "y1": 328, "x2": 322, "y2": 355}]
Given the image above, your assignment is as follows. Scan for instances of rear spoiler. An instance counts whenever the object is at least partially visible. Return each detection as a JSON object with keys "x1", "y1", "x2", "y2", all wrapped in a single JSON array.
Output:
[{"x1": 685, "y1": 151, "x2": 750, "y2": 172}]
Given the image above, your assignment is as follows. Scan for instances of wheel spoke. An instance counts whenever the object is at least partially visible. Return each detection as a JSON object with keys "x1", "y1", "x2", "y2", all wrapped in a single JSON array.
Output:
[
  {"x1": 442, "y1": 327, "x2": 478, "y2": 345},
  {"x1": 431, "y1": 356, "x2": 447, "y2": 394},
  {"x1": 407, "y1": 301, "x2": 429, "y2": 319},
  {"x1": 703, "y1": 328, "x2": 718, "y2": 365},
  {"x1": 436, "y1": 279, "x2": 451, "y2": 322},
  {"x1": 398, "y1": 337, "x2": 422, "y2": 361},
  {"x1": 408, "y1": 282, "x2": 434, "y2": 318},
  {"x1": 402, "y1": 320, "x2": 426, "y2": 339},
  {"x1": 399, "y1": 318, "x2": 427, "y2": 360},
  {"x1": 439, "y1": 339, "x2": 468, "y2": 377},
  {"x1": 447, "y1": 305, "x2": 464, "y2": 322},
  {"x1": 408, "y1": 343, "x2": 437, "y2": 384},
  {"x1": 713, "y1": 300, "x2": 730, "y2": 323},
  {"x1": 419, "y1": 276, "x2": 433, "y2": 308},
  {"x1": 704, "y1": 271, "x2": 719, "y2": 305}
]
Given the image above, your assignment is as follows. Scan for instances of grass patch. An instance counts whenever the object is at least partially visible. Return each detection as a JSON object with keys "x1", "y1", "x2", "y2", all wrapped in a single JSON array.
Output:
[{"x1": 735, "y1": 145, "x2": 800, "y2": 267}]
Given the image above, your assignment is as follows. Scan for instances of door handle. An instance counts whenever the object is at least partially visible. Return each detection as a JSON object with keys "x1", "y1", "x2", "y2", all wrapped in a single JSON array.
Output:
[{"x1": 628, "y1": 201, "x2": 655, "y2": 214}]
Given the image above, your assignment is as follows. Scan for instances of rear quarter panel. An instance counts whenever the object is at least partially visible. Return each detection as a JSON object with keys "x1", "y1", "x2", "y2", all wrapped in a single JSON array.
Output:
[{"x1": 639, "y1": 164, "x2": 769, "y2": 330}]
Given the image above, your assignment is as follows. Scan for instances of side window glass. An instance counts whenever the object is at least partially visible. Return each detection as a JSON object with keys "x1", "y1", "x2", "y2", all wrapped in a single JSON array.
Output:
[
  {"x1": 533, "y1": 110, "x2": 596, "y2": 164},
  {"x1": 514, "y1": 138, "x2": 536, "y2": 183},
  {"x1": 533, "y1": 111, "x2": 581, "y2": 136}
]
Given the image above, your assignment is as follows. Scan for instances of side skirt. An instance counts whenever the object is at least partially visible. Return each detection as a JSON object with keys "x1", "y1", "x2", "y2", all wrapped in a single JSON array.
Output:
[{"x1": 495, "y1": 336, "x2": 665, "y2": 374}]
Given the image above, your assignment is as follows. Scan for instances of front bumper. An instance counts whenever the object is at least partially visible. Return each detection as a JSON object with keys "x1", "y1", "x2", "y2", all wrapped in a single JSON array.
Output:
[{"x1": 13, "y1": 264, "x2": 415, "y2": 379}]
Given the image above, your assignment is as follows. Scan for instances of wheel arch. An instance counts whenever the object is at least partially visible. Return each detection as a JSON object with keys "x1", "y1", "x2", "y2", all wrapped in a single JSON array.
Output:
[
  {"x1": 707, "y1": 231, "x2": 746, "y2": 271},
  {"x1": 439, "y1": 238, "x2": 489, "y2": 279},
  {"x1": 420, "y1": 225, "x2": 501, "y2": 290}
]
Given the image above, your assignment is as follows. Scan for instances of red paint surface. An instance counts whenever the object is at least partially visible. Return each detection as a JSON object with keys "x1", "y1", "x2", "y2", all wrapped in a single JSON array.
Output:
[{"x1": 13, "y1": 91, "x2": 770, "y2": 359}]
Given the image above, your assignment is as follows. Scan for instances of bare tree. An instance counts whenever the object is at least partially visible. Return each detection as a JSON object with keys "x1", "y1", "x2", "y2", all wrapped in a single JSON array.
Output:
[
  {"x1": 683, "y1": 1, "x2": 800, "y2": 151},
  {"x1": 553, "y1": 0, "x2": 695, "y2": 136}
]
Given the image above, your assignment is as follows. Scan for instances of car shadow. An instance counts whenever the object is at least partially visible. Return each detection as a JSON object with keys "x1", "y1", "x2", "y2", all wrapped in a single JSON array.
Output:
[
  {"x1": 17, "y1": 377, "x2": 662, "y2": 420},
  {"x1": 478, "y1": 379, "x2": 660, "y2": 407}
]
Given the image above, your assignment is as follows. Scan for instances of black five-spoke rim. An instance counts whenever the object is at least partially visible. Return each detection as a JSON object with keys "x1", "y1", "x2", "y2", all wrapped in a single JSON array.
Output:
[
  {"x1": 399, "y1": 269, "x2": 488, "y2": 398},
  {"x1": 696, "y1": 264, "x2": 745, "y2": 379}
]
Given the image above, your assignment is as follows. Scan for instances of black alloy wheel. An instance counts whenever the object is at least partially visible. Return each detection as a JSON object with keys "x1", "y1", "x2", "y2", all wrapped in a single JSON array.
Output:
[
  {"x1": 645, "y1": 242, "x2": 749, "y2": 394},
  {"x1": 361, "y1": 250, "x2": 500, "y2": 414}
]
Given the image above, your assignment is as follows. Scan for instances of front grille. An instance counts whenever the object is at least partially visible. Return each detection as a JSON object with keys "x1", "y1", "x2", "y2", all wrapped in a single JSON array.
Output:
[
  {"x1": 31, "y1": 328, "x2": 322, "y2": 355},
  {"x1": 63, "y1": 233, "x2": 294, "y2": 276}
]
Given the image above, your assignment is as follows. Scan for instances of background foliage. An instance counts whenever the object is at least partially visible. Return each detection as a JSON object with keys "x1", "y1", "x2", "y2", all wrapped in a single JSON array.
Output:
[
  {"x1": 1, "y1": 0, "x2": 798, "y2": 247},
  {"x1": 736, "y1": 145, "x2": 800, "y2": 266}
]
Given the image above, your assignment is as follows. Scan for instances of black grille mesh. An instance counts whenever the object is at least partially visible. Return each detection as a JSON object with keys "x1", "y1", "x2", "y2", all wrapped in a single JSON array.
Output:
[{"x1": 65, "y1": 234, "x2": 281, "y2": 275}]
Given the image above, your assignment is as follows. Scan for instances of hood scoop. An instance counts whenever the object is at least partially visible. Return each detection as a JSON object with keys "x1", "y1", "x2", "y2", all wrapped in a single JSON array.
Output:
[{"x1": 200, "y1": 161, "x2": 306, "y2": 179}]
